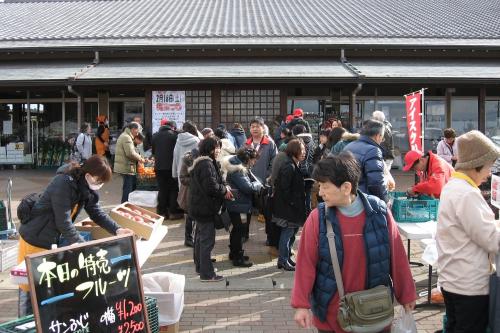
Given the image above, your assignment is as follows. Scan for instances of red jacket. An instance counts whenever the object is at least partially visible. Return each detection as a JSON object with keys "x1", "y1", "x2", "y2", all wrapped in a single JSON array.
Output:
[{"x1": 412, "y1": 151, "x2": 454, "y2": 198}]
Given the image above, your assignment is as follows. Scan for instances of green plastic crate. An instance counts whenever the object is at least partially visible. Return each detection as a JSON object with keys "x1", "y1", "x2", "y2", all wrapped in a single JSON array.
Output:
[
  {"x1": 0, "y1": 315, "x2": 36, "y2": 333},
  {"x1": 391, "y1": 195, "x2": 439, "y2": 222}
]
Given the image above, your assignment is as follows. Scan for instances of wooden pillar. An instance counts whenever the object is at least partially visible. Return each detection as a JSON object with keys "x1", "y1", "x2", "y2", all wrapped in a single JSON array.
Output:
[
  {"x1": 212, "y1": 86, "x2": 221, "y2": 129},
  {"x1": 280, "y1": 88, "x2": 288, "y2": 117},
  {"x1": 479, "y1": 86, "x2": 486, "y2": 132},
  {"x1": 445, "y1": 88, "x2": 453, "y2": 128},
  {"x1": 97, "y1": 91, "x2": 109, "y2": 119},
  {"x1": 144, "y1": 88, "x2": 152, "y2": 130}
]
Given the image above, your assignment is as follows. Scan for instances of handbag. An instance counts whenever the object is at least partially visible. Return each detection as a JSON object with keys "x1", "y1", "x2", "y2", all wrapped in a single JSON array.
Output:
[
  {"x1": 214, "y1": 206, "x2": 231, "y2": 231},
  {"x1": 323, "y1": 205, "x2": 394, "y2": 333}
]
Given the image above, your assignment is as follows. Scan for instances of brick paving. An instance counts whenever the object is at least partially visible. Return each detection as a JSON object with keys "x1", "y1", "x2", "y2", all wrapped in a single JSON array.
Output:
[{"x1": 0, "y1": 168, "x2": 444, "y2": 332}]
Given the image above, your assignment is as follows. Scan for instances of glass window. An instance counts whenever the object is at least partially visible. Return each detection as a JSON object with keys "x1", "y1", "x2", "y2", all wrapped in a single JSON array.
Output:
[
  {"x1": 37, "y1": 103, "x2": 63, "y2": 140},
  {"x1": 424, "y1": 100, "x2": 446, "y2": 152},
  {"x1": 185, "y1": 90, "x2": 212, "y2": 130},
  {"x1": 222, "y1": 89, "x2": 280, "y2": 130},
  {"x1": 83, "y1": 102, "x2": 99, "y2": 128},
  {"x1": 486, "y1": 100, "x2": 500, "y2": 138},
  {"x1": 373, "y1": 100, "x2": 409, "y2": 154},
  {"x1": 65, "y1": 103, "x2": 78, "y2": 138},
  {"x1": 0, "y1": 103, "x2": 26, "y2": 144},
  {"x1": 451, "y1": 98, "x2": 478, "y2": 135}
]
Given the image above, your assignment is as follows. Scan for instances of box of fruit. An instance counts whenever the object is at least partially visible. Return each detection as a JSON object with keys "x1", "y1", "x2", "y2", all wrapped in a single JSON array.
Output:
[
  {"x1": 75, "y1": 218, "x2": 114, "y2": 240},
  {"x1": 109, "y1": 202, "x2": 164, "y2": 240}
]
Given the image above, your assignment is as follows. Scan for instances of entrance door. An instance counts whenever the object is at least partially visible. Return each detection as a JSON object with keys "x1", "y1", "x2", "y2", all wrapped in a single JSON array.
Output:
[{"x1": 287, "y1": 98, "x2": 325, "y2": 141}]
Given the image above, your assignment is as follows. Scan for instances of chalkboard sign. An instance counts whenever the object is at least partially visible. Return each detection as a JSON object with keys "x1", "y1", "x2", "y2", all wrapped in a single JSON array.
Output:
[{"x1": 26, "y1": 235, "x2": 150, "y2": 333}]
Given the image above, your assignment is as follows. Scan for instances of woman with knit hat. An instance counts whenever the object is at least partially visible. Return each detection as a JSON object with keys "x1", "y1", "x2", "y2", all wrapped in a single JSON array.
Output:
[{"x1": 436, "y1": 130, "x2": 500, "y2": 333}]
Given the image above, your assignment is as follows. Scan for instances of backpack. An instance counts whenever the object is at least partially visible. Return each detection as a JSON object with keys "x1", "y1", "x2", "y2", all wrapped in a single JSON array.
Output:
[
  {"x1": 70, "y1": 134, "x2": 85, "y2": 163},
  {"x1": 17, "y1": 193, "x2": 41, "y2": 224}
]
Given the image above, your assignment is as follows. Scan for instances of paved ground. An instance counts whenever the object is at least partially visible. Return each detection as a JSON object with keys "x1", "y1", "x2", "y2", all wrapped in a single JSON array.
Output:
[{"x1": 0, "y1": 168, "x2": 444, "y2": 332}]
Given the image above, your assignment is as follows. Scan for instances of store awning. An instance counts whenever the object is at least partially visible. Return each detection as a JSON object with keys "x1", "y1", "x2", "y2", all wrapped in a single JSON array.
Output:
[
  {"x1": 72, "y1": 58, "x2": 356, "y2": 84},
  {"x1": 352, "y1": 58, "x2": 500, "y2": 83},
  {"x1": 0, "y1": 60, "x2": 89, "y2": 86},
  {"x1": 2, "y1": 58, "x2": 500, "y2": 85}
]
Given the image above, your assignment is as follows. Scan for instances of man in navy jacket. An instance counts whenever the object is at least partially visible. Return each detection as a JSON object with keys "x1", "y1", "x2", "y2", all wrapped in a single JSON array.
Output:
[{"x1": 344, "y1": 119, "x2": 388, "y2": 202}]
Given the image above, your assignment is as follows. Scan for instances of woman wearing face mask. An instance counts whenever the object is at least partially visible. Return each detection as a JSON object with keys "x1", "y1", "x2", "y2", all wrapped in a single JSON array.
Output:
[{"x1": 17, "y1": 155, "x2": 133, "y2": 316}]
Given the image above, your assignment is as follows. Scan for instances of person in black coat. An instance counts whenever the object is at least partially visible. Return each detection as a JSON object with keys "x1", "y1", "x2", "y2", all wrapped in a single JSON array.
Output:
[
  {"x1": 220, "y1": 147, "x2": 263, "y2": 267},
  {"x1": 272, "y1": 139, "x2": 307, "y2": 271},
  {"x1": 152, "y1": 119, "x2": 182, "y2": 219},
  {"x1": 18, "y1": 155, "x2": 133, "y2": 316},
  {"x1": 188, "y1": 137, "x2": 234, "y2": 282}
]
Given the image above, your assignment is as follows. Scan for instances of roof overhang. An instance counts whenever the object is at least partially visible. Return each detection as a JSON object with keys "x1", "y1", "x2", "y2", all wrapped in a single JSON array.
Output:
[
  {"x1": 2, "y1": 37, "x2": 500, "y2": 52},
  {"x1": 1, "y1": 58, "x2": 500, "y2": 86}
]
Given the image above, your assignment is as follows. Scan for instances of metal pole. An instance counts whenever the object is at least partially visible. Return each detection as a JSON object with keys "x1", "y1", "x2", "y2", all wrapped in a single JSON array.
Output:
[
  {"x1": 62, "y1": 90, "x2": 66, "y2": 140},
  {"x1": 26, "y1": 90, "x2": 30, "y2": 146},
  {"x1": 421, "y1": 88, "x2": 425, "y2": 151}
]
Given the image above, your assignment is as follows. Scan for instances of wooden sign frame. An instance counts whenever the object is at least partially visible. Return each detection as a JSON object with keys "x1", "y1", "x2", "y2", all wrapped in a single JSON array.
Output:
[{"x1": 25, "y1": 234, "x2": 150, "y2": 333}]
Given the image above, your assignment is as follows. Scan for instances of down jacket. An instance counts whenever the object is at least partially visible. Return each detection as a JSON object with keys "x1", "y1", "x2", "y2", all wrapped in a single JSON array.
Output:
[
  {"x1": 344, "y1": 135, "x2": 388, "y2": 202},
  {"x1": 220, "y1": 156, "x2": 263, "y2": 214},
  {"x1": 188, "y1": 156, "x2": 227, "y2": 222},
  {"x1": 272, "y1": 156, "x2": 306, "y2": 227},
  {"x1": 19, "y1": 173, "x2": 120, "y2": 249},
  {"x1": 152, "y1": 125, "x2": 178, "y2": 171},
  {"x1": 172, "y1": 132, "x2": 200, "y2": 179}
]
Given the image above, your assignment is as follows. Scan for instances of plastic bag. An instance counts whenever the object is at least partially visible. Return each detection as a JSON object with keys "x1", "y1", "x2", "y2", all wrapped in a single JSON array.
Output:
[
  {"x1": 391, "y1": 306, "x2": 417, "y2": 333},
  {"x1": 128, "y1": 190, "x2": 158, "y2": 208},
  {"x1": 421, "y1": 238, "x2": 438, "y2": 266},
  {"x1": 142, "y1": 272, "x2": 185, "y2": 326}
]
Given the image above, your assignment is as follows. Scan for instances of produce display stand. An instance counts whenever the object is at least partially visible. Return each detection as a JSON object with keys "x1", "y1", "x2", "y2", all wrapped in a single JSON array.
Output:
[{"x1": 137, "y1": 161, "x2": 158, "y2": 191}]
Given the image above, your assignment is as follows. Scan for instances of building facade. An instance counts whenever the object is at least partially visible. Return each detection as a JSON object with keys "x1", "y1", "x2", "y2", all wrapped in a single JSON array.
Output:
[{"x1": 0, "y1": 0, "x2": 499, "y2": 166}]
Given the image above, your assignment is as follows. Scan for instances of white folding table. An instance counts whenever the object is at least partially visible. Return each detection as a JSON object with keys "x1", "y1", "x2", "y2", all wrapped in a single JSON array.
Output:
[{"x1": 397, "y1": 221, "x2": 438, "y2": 306}]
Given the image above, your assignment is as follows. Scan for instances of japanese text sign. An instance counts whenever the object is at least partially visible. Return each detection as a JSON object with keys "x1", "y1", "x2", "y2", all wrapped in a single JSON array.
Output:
[
  {"x1": 26, "y1": 235, "x2": 149, "y2": 333},
  {"x1": 405, "y1": 92, "x2": 423, "y2": 152},
  {"x1": 152, "y1": 91, "x2": 185, "y2": 133}
]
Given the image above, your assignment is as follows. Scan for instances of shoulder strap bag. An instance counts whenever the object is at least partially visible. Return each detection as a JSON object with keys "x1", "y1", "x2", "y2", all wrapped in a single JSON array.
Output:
[{"x1": 323, "y1": 205, "x2": 394, "y2": 333}]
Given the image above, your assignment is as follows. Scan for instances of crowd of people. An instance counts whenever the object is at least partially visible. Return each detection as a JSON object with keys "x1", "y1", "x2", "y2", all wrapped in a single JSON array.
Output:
[{"x1": 20, "y1": 107, "x2": 500, "y2": 332}]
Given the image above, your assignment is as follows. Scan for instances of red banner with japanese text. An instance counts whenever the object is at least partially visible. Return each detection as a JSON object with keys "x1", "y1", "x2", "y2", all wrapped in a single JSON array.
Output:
[{"x1": 405, "y1": 92, "x2": 422, "y2": 152}]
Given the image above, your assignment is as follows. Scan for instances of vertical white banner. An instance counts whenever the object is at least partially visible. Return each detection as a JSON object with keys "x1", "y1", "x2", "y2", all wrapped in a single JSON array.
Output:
[{"x1": 152, "y1": 91, "x2": 186, "y2": 133}]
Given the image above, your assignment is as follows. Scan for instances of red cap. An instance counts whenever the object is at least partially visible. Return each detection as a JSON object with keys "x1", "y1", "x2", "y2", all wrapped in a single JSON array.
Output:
[
  {"x1": 403, "y1": 150, "x2": 423, "y2": 172},
  {"x1": 293, "y1": 108, "x2": 304, "y2": 118},
  {"x1": 160, "y1": 118, "x2": 168, "y2": 126},
  {"x1": 285, "y1": 115, "x2": 294, "y2": 123}
]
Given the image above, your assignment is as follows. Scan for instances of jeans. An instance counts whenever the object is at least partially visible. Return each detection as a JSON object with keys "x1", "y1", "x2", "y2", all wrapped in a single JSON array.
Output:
[
  {"x1": 442, "y1": 288, "x2": 489, "y2": 333},
  {"x1": 278, "y1": 226, "x2": 298, "y2": 264},
  {"x1": 194, "y1": 220, "x2": 216, "y2": 279},
  {"x1": 18, "y1": 289, "x2": 32, "y2": 317},
  {"x1": 121, "y1": 174, "x2": 137, "y2": 203},
  {"x1": 156, "y1": 170, "x2": 180, "y2": 216}
]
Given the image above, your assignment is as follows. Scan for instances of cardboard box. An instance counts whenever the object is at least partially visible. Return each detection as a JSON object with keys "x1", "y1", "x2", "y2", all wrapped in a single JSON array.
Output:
[
  {"x1": 75, "y1": 219, "x2": 114, "y2": 240},
  {"x1": 159, "y1": 323, "x2": 179, "y2": 333},
  {"x1": 139, "y1": 205, "x2": 158, "y2": 214},
  {"x1": 110, "y1": 202, "x2": 163, "y2": 240},
  {"x1": 0, "y1": 240, "x2": 18, "y2": 272}
]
